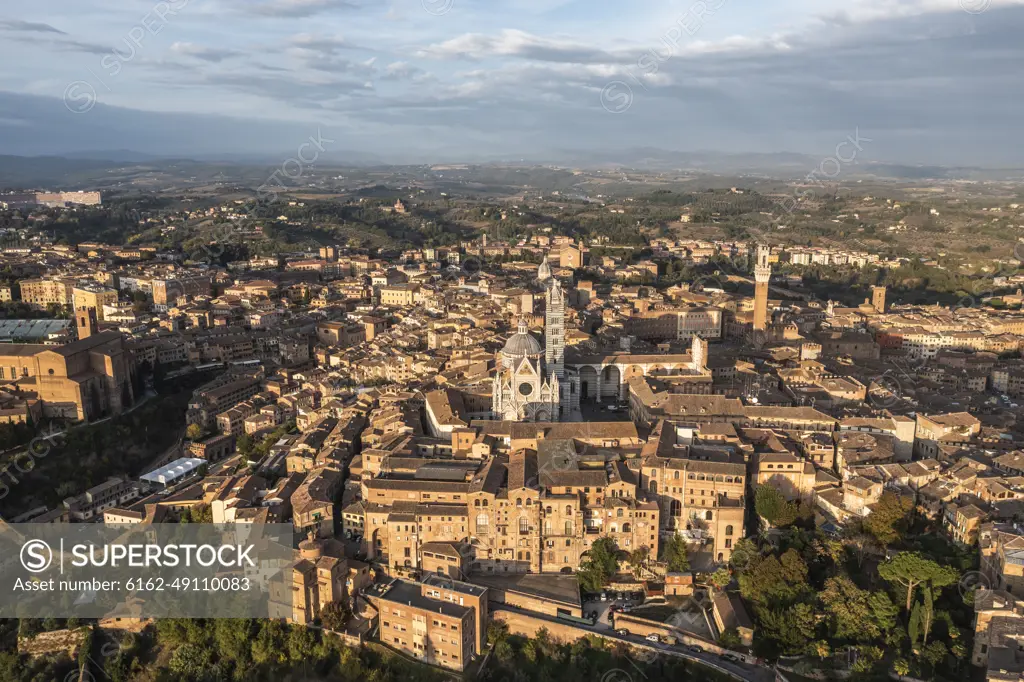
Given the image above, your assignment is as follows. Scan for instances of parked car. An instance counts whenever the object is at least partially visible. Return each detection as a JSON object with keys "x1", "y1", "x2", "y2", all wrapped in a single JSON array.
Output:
[
  {"x1": 685, "y1": 644, "x2": 702, "y2": 654},
  {"x1": 616, "y1": 628, "x2": 629, "y2": 636},
  {"x1": 600, "y1": 592, "x2": 608, "y2": 601},
  {"x1": 646, "y1": 634, "x2": 660, "y2": 643},
  {"x1": 721, "y1": 653, "x2": 741, "y2": 663}
]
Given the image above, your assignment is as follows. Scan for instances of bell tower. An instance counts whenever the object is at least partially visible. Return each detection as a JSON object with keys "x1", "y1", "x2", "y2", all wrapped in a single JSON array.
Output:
[
  {"x1": 77, "y1": 306, "x2": 98, "y2": 340},
  {"x1": 753, "y1": 245, "x2": 772, "y2": 331}
]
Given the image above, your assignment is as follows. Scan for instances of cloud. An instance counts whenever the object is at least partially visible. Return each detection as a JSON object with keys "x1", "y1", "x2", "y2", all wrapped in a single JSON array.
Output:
[
  {"x1": 418, "y1": 29, "x2": 624, "y2": 64},
  {"x1": 170, "y1": 42, "x2": 242, "y2": 62},
  {"x1": 248, "y1": 0, "x2": 358, "y2": 18},
  {"x1": 0, "y1": 20, "x2": 66, "y2": 35},
  {"x1": 380, "y1": 61, "x2": 433, "y2": 82}
]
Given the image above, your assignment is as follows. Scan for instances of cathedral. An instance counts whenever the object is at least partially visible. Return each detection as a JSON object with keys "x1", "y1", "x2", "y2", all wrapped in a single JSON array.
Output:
[{"x1": 492, "y1": 259, "x2": 579, "y2": 422}]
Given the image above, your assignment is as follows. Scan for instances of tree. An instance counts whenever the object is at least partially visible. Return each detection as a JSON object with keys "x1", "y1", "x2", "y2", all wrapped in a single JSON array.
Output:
[
  {"x1": 878, "y1": 552, "x2": 959, "y2": 612},
  {"x1": 627, "y1": 547, "x2": 649, "y2": 578},
  {"x1": 863, "y1": 492, "x2": 913, "y2": 546},
  {"x1": 661, "y1": 533, "x2": 690, "y2": 573},
  {"x1": 755, "y1": 485, "x2": 797, "y2": 528},
  {"x1": 909, "y1": 600, "x2": 922, "y2": 649},
  {"x1": 820, "y1": 576, "x2": 881, "y2": 642},
  {"x1": 739, "y1": 549, "x2": 809, "y2": 607},
  {"x1": 718, "y1": 628, "x2": 741, "y2": 650},
  {"x1": 729, "y1": 537, "x2": 758, "y2": 572},
  {"x1": 758, "y1": 603, "x2": 816, "y2": 655},
  {"x1": 578, "y1": 537, "x2": 619, "y2": 592},
  {"x1": 892, "y1": 657, "x2": 911, "y2": 678},
  {"x1": 237, "y1": 432, "x2": 253, "y2": 457},
  {"x1": 320, "y1": 601, "x2": 350, "y2": 631},
  {"x1": 185, "y1": 423, "x2": 204, "y2": 441},
  {"x1": 709, "y1": 568, "x2": 731, "y2": 591}
]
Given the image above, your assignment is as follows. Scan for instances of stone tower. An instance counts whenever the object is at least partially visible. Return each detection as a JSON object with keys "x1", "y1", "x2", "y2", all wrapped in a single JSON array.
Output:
[
  {"x1": 545, "y1": 279, "x2": 565, "y2": 379},
  {"x1": 871, "y1": 285, "x2": 887, "y2": 313},
  {"x1": 77, "y1": 306, "x2": 98, "y2": 340},
  {"x1": 753, "y1": 244, "x2": 772, "y2": 331},
  {"x1": 690, "y1": 335, "x2": 707, "y2": 373}
]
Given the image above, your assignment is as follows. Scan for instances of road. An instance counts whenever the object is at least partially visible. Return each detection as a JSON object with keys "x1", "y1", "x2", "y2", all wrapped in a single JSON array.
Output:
[{"x1": 494, "y1": 604, "x2": 774, "y2": 682}]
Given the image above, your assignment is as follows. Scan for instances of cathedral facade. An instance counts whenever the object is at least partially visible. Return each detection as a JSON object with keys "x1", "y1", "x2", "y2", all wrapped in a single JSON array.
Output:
[{"x1": 491, "y1": 260, "x2": 579, "y2": 422}]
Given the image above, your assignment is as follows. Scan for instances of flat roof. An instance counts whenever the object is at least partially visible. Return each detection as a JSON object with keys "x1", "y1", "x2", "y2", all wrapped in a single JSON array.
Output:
[
  {"x1": 376, "y1": 580, "x2": 472, "y2": 619},
  {"x1": 0, "y1": 319, "x2": 72, "y2": 339},
  {"x1": 468, "y1": 573, "x2": 581, "y2": 607},
  {"x1": 140, "y1": 457, "x2": 205, "y2": 484}
]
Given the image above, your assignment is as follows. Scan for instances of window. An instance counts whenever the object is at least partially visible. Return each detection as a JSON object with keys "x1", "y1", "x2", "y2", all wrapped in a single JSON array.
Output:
[
  {"x1": 725, "y1": 525, "x2": 734, "y2": 536},
  {"x1": 705, "y1": 511, "x2": 713, "y2": 521},
  {"x1": 616, "y1": 508, "x2": 623, "y2": 518},
  {"x1": 519, "y1": 518, "x2": 528, "y2": 533}
]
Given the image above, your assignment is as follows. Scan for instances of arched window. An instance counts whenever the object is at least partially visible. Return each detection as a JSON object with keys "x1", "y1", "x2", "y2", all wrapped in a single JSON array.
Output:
[
  {"x1": 483, "y1": 499, "x2": 489, "y2": 507},
  {"x1": 519, "y1": 518, "x2": 528, "y2": 533},
  {"x1": 650, "y1": 469, "x2": 657, "y2": 477},
  {"x1": 617, "y1": 508, "x2": 624, "y2": 518},
  {"x1": 725, "y1": 525, "x2": 734, "y2": 536},
  {"x1": 622, "y1": 522, "x2": 631, "y2": 533},
  {"x1": 674, "y1": 471, "x2": 680, "y2": 479},
  {"x1": 516, "y1": 498, "x2": 523, "y2": 507},
  {"x1": 565, "y1": 505, "x2": 572, "y2": 516},
  {"x1": 649, "y1": 481, "x2": 658, "y2": 494},
  {"x1": 705, "y1": 511, "x2": 713, "y2": 521},
  {"x1": 474, "y1": 499, "x2": 480, "y2": 507},
  {"x1": 670, "y1": 500, "x2": 682, "y2": 517},
  {"x1": 526, "y1": 499, "x2": 532, "y2": 506},
  {"x1": 688, "y1": 474, "x2": 695, "y2": 480},
  {"x1": 546, "y1": 506, "x2": 552, "y2": 514}
]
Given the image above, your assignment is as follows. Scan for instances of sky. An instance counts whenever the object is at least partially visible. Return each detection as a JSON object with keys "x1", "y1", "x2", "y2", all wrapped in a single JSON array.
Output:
[{"x1": 1, "y1": 0, "x2": 1023, "y2": 165}]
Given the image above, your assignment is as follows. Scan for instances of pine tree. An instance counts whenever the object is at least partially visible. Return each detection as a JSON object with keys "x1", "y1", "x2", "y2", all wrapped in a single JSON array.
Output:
[{"x1": 908, "y1": 600, "x2": 922, "y2": 650}]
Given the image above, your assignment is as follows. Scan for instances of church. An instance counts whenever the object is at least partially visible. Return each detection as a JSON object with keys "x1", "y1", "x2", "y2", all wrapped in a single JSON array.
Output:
[
  {"x1": 491, "y1": 259, "x2": 713, "y2": 423},
  {"x1": 491, "y1": 259, "x2": 579, "y2": 422}
]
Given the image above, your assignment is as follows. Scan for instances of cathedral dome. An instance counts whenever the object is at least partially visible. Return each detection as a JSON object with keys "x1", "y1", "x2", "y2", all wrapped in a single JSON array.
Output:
[
  {"x1": 502, "y1": 331, "x2": 543, "y2": 357},
  {"x1": 537, "y1": 256, "x2": 552, "y2": 283},
  {"x1": 502, "y1": 317, "x2": 543, "y2": 358}
]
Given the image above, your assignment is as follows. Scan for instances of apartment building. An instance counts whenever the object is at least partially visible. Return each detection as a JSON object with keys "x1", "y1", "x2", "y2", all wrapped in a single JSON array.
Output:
[
  {"x1": 19, "y1": 278, "x2": 74, "y2": 309},
  {"x1": 186, "y1": 377, "x2": 261, "y2": 430},
  {"x1": 368, "y1": 577, "x2": 487, "y2": 671},
  {"x1": 625, "y1": 307, "x2": 723, "y2": 342},
  {"x1": 639, "y1": 421, "x2": 746, "y2": 562},
  {"x1": 358, "y1": 439, "x2": 661, "y2": 575},
  {"x1": 379, "y1": 284, "x2": 421, "y2": 307},
  {"x1": 72, "y1": 286, "x2": 119, "y2": 321},
  {"x1": 292, "y1": 467, "x2": 343, "y2": 539}
]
